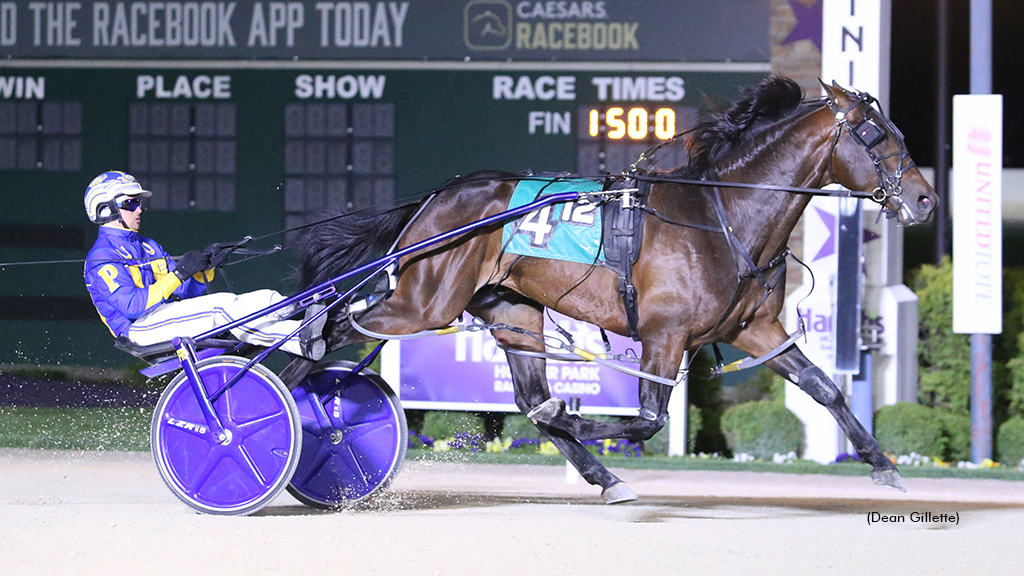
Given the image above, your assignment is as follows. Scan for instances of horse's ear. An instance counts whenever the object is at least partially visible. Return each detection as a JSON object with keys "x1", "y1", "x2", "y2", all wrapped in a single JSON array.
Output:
[
  {"x1": 702, "y1": 92, "x2": 720, "y2": 112},
  {"x1": 820, "y1": 79, "x2": 852, "y2": 106}
]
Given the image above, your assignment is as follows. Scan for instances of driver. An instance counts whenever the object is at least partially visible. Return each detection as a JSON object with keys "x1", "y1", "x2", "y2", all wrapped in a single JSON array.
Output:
[{"x1": 82, "y1": 171, "x2": 327, "y2": 360}]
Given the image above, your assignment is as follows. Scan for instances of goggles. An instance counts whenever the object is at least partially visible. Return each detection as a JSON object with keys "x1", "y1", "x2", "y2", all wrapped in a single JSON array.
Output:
[{"x1": 117, "y1": 197, "x2": 143, "y2": 211}]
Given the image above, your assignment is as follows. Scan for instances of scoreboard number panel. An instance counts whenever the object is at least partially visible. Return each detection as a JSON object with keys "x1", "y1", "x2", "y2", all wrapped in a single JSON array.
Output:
[
  {"x1": 281, "y1": 99, "x2": 396, "y2": 237},
  {"x1": 577, "y1": 104, "x2": 700, "y2": 175},
  {"x1": 0, "y1": 98, "x2": 82, "y2": 172}
]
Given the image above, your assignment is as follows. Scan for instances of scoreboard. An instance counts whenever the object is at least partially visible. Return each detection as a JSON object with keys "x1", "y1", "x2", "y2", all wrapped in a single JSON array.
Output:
[
  {"x1": 2, "y1": 67, "x2": 762, "y2": 246},
  {"x1": 1, "y1": 69, "x2": 760, "y2": 201},
  {"x1": 0, "y1": 0, "x2": 771, "y2": 365}
]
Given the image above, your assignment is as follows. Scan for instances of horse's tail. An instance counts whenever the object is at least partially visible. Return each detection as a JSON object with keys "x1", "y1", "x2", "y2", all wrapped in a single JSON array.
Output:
[{"x1": 298, "y1": 202, "x2": 421, "y2": 289}]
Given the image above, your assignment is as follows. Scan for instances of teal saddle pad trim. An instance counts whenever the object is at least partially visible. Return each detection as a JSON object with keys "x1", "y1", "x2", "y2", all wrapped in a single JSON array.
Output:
[{"x1": 502, "y1": 178, "x2": 606, "y2": 265}]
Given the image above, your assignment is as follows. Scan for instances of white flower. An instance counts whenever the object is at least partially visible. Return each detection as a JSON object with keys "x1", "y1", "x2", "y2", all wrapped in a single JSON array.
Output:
[{"x1": 772, "y1": 452, "x2": 797, "y2": 464}]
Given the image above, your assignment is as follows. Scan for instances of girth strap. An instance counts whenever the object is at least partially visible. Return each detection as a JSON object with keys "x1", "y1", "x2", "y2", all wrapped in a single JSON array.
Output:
[{"x1": 602, "y1": 178, "x2": 648, "y2": 341}]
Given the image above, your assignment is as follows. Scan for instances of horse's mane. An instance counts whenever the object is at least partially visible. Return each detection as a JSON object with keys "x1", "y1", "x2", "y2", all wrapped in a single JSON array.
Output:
[{"x1": 675, "y1": 76, "x2": 808, "y2": 179}]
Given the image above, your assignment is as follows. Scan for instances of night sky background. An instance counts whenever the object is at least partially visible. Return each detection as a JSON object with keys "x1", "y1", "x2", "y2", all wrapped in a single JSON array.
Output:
[
  {"x1": 890, "y1": 0, "x2": 1021, "y2": 168},
  {"x1": 888, "y1": 0, "x2": 1022, "y2": 268}
]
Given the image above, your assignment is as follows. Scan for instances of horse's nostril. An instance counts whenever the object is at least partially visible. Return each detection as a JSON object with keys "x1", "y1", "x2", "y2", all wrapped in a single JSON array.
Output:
[{"x1": 918, "y1": 196, "x2": 933, "y2": 211}]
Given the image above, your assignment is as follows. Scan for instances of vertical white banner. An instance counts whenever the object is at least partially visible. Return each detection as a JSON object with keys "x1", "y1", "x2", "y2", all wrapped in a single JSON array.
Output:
[
  {"x1": 786, "y1": 195, "x2": 845, "y2": 463},
  {"x1": 821, "y1": 0, "x2": 890, "y2": 107},
  {"x1": 953, "y1": 94, "x2": 1003, "y2": 335}
]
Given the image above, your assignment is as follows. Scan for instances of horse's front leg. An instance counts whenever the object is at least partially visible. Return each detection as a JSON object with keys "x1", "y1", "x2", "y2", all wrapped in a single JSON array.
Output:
[
  {"x1": 528, "y1": 332, "x2": 683, "y2": 445},
  {"x1": 733, "y1": 319, "x2": 905, "y2": 491}
]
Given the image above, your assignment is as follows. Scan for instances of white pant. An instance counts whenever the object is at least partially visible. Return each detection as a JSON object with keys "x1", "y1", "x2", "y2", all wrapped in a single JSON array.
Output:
[{"x1": 127, "y1": 290, "x2": 306, "y2": 356}]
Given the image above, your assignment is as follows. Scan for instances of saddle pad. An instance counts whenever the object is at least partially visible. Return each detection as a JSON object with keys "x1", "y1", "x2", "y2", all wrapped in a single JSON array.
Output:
[{"x1": 502, "y1": 178, "x2": 605, "y2": 265}]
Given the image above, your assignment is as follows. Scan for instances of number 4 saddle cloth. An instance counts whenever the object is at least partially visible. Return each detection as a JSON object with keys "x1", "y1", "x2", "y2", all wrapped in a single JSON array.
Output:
[
  {"x1": 502, "y1": 176, "x2": 644, "y2": 268},
  {"x1": 501, "y1": 175, "x2": 647, "y2": 339},
  {"x1": 502, "y1": 178, "x2": 607, "y2": 264}
]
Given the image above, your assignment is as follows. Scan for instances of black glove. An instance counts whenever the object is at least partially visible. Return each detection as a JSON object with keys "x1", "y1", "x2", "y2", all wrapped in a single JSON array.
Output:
[
  {"x1": 173, "y1": 250, "x2": 211, "y2": 282},
  {"x1": 203, "y1": 242, "x2": 236, "y2": 269}
]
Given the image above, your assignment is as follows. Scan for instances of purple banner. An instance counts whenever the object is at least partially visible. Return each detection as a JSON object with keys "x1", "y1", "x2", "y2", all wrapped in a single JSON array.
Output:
[{"x1": 384, "y1": 311, "x2": 641, "y2": 415}]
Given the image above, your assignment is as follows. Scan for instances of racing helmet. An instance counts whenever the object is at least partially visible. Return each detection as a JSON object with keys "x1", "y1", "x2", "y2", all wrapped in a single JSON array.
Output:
[{"x1": 84, "y1": 171, "x2": 152, "y2": 224}]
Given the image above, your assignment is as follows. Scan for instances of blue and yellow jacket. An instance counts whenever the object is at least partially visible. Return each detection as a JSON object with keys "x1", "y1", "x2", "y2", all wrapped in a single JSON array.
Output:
[{"x1": 84, "y1": 226, "x2": 212, "y2": 337}]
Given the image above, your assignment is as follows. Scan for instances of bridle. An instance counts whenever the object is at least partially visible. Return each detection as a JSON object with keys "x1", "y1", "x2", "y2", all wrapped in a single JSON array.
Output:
[
  {"x1": 626, "y1": 89, "x2": 917, "y2": 219},
  {"x1": 824, "y1": 90, "x2": 915, "y2": 207}
]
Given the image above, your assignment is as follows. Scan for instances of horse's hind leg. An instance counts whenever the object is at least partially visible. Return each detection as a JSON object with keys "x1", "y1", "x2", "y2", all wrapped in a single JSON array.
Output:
[
  {"x1": 510, "y1": 354, "x2": 638, "y2": 503},
  {"x1": 734, "y1": 320, "x2": 904, "y2": 491},
  {"x1": 528, "y1": 333, "x2": 683, "y2": 445},
  {"x1": 469, "y1": 296, "x2": 636, "y2": 503}
]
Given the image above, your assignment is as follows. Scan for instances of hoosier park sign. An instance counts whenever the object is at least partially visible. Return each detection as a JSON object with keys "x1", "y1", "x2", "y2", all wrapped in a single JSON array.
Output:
[{"x1": 383, "y1": 310, "x2": 642, "y2": 415}]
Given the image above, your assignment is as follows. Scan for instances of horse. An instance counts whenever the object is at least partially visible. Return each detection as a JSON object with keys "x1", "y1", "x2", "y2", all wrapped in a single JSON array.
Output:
[{"x1": 281, "y1": 77, "x2": 938, "y2": 503}]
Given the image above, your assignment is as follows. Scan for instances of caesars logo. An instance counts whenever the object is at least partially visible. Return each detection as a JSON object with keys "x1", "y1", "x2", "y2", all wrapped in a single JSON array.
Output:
[
  {"x1": 465, "y1": 0, "x2": 513, "y2": 50},
  {"x1": 464, "y1": 1, "x2": 638, "y2": 52}
]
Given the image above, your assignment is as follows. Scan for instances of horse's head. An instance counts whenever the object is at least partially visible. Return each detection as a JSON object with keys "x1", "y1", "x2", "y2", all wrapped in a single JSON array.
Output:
[{"x1": 820, "y1": 80, "x2": 937, "y2": 226}]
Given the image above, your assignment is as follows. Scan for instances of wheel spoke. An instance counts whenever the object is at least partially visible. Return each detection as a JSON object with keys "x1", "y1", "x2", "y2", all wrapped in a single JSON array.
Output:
[
  {"x1": 234, "y1": 445, "x2": 268, "y2": 487},
  {"x1": 339, "y1": 419, "x2": 396, "y2": 444},
  {"x1": 161, "y1": 415, "x2": 215, "y2": 440},
  {"x1": 292, "y1": 443, "x2": 333, "y2": 485},
  {"x1": 236, "y1": 409, "x2": 288, "y2": 440},
  {"x1": 186, "y1": 450, "x2": 223, "y2": 496},
  {"x1": 331, "y1": 399, "x2": 390, "y2": 428},
  {"x1": 334, "y1": 444, "x2": 370, "y2": 489}
]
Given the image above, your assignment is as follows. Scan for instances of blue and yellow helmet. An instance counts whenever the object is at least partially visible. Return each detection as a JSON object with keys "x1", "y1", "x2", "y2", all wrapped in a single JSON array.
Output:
[{"x1": 84, "y1": 171, "x2": 152, "y2": 224}]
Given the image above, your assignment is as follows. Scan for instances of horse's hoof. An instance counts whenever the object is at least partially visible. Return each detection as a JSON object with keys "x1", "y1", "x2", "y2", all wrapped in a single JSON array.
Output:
[
  {"x1": 871, "y1": 469, "x2": 907, "y2": 492},
  {"x1": 527, "y1": 398, "x2": 565, "y2": 425},
  {"x1": 602, "y1": 482, "x2": 638, "y2": 505}
]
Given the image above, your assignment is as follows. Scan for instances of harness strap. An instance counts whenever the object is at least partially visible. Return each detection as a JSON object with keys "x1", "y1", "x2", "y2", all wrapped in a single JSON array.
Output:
[
  {"x1": 711, "y1": 186, "x2": 769, "y2": 288},
  {"x1": 348, "y1": 312, "x2": 684, "y2": 387},
  {"x1": 504, "y1": 347, "x2": 683, "y2": 387},
  {"x1": 711, "y1": 327, "x2": 805, "y2": 377},
  {"x1": 346, "y1": 193, "x2": 439, "y2": 314},
  {"x1": 744, "y1": 248, "x2": 791, "y2": 310}
]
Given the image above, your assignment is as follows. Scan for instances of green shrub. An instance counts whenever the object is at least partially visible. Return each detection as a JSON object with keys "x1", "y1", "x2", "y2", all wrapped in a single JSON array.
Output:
[
  {"x1": 726, "y1": 367, "x2": 787, "y2": 405},
  {"x1": 913, "y1": 258, "x2": 971, "y2": 415},
  {"x1": 688, "y1": 404, "x2": 703, "y2": 450},
  {"x1": 1007, "y1": 333, "x2": 1024, "y2": 418},
  {"x1": 997, "y1": 416, "x2": 1024, "y2": 466},
  {"x1": 720, "y1": 400, "x2": 803, "y2": 460},
  {"x1": 874, "y1": 402, "x2": 945, "y2": 458},
  {"x1": 938, "y1": 411, "x2": 971, "y2": 462},
  {"x1": 420, "y1": 411, "x2": 484, "y2": 439},
  {"x1": 502, "y1": 414, "x2": 541, "y2": 440}
]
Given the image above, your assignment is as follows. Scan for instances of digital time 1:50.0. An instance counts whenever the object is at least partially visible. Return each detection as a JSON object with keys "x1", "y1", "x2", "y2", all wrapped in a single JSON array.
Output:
[{"x1": 584, "y1": 107, "x2": 677, "y2": 140}]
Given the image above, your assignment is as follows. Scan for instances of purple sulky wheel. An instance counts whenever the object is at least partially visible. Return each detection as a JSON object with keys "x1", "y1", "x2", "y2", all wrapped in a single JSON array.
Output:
[
  {"x1": 288, "y1": 361, "x2": 407, "y2": 509},
  {"x1": 151, "y1": 356, "x2": 301, "y2": 516}
]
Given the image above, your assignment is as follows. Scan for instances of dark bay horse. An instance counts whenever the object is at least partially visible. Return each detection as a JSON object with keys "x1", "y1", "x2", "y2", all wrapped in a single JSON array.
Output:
[{"x1": 283, "y1": 77, "x2": 937, "y2": 503}]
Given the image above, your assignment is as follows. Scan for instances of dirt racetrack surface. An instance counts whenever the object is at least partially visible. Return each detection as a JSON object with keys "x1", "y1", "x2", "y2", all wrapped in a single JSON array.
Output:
[{"x1": 1, "y1": 449, "x2": 1021, "y2": 575}]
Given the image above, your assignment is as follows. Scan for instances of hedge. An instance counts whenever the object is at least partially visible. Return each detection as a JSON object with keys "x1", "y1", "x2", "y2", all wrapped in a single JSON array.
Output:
[
  {"x1": 998, "y1": 416, "x2": 1024, "y2": 466},
  {"x1": 720, "y1": 400, "x2": 804, "y2": 460},
  {"x1": 420, "y1": 411, "x2": 484, "y2": 439}
]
